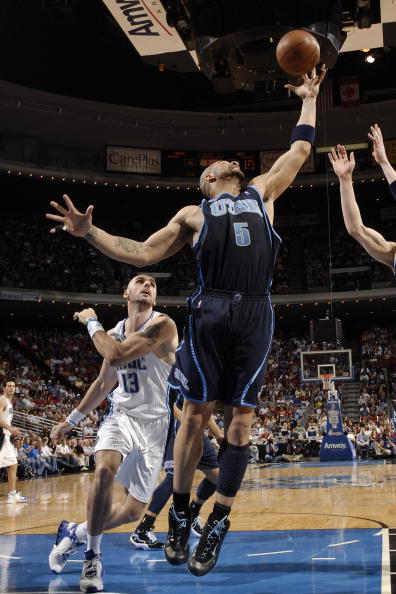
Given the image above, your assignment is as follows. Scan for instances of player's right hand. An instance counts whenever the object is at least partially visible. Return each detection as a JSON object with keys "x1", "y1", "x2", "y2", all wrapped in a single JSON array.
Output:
[
  {"x1": 51, "y1": 420, "x2": 74, "y2": 441},
  {"x1": 46, "y1": 194, "x2": 94, "y2": 237}
]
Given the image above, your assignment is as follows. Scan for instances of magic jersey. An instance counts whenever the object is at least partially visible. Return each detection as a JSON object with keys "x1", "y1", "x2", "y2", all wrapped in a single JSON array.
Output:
[
  {"x1": 108, "y1": 312, "x2": 171, "y2": 419},
  {"x1": 193, "y1": 186, "x2": 281, "y2": 293},
  {"x1": 0, "y1": 396, "x2": 13, "y2": 436}
]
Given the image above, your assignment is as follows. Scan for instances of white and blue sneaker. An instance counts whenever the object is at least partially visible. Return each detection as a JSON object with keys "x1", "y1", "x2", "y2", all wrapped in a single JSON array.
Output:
[
  {"x1": 49, "y1": 520, "x2": 85, "y2": 574},
  {"x1": 191, "y1": 516, "x2": 204, "y2": 538},
  {"x1": 7, "y1": 491, "x2": 27, "y2": 503},
  {"x1": 79, "y1": 549, "x2": 104, "y2": 593}
]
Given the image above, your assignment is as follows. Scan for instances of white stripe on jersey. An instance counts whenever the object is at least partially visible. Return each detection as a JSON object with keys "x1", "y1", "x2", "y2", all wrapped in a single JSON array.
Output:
[
  {"x1": 108, "y1": 312, "x2": 170, "y2": 419},
  {"x1": 0, "y1": 396, "x2": 13, "y2": 436}
]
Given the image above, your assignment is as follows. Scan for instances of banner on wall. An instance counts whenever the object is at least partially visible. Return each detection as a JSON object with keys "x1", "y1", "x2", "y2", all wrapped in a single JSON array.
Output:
[{"x1": 106, "y1": 146, "x2": 161, "y2": 174}]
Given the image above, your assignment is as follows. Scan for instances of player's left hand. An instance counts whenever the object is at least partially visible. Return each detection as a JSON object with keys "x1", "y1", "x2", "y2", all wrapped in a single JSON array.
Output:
[
  {"x1": 73, "y1": 307, "x2": 97, "y2": 325},
  {"x1": 328, "y1": 144, "x2": 356, "y2": 178},
  {"x1": 285, "y1": 64, "x2": 327, "y2": 100}
]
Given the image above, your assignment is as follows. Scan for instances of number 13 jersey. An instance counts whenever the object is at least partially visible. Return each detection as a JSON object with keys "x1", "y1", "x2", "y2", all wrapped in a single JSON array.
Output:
[
  {"x1": 108, "y1": 312, "x2": 171, "y2": 419},
  {"x1": 193, "y1": 186, "x2": 281, "y2": 294}
]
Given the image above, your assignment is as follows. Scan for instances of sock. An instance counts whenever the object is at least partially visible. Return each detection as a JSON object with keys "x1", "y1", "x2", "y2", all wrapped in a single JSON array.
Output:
[
  {"x1": 217, "y1": 442, "x2": 249, "y2": 498},
  {"x1": 136, "y1": 514, "x2": 155, "y2": 533},
  {"x1": 8, "y1": 490, "x2": 16, "y2": 496},
  {"x1": 147, "y1": 472, "x2": 173, "y2": 515},
  {"x1": 86, "y1": 533, "x2": 103, "y2": 555},
  {"x1": 189, "y1": 500, "x2": 202, "y2": 521},
  {"x1": 173, "y1": 491, "x2": 190, "y2": 514},
  {"x1": 75, "y1": 521, "x2": 87, "y2": 542},
  {"x1": 210, "y1": 501, "x2": 231, "y2": 522}
]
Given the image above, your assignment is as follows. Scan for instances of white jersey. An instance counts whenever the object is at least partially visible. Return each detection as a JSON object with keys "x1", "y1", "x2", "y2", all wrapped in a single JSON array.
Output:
[
  {"x1": 0, "y1": 396, "x2": 13, "y2": 436},
  {"x1": 108, "y1": 312, "x2": 171, "y2": 419}
]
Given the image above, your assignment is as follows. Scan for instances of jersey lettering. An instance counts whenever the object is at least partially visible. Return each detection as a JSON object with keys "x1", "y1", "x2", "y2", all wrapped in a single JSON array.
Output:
[
  {"x1": 210, "y1": 198, "x2": 263, "y2": 218},
  {"x1": 121, "y1": 371, "x2": 140, "y2": 393},
  {"x1": 117, "y1": 357, "x2": 147, "y2": 371}
]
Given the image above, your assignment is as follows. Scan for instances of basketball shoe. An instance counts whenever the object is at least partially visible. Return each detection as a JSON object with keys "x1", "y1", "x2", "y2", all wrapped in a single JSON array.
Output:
[
  {"x1": 129, "y1": 529, "x2": 164, "y2": 550},
  {"x1": 188, "y1": 513, "x2": 230, "y2": 576},
  {"x1": 7, "y1": 491, "x2": 27, "y2": 503},
  {"x1": 191, "y1": 516, "x2": 204, "y2": 537},
  {"x1": 79, "y1": 549, "x2": 103, "y2": 593},
  {"x1": 164, "y1": 505, "x2": 191, "y2": 565},
  {"x1": 49, "y1": 520, "x2": 85, "y2": 573}
]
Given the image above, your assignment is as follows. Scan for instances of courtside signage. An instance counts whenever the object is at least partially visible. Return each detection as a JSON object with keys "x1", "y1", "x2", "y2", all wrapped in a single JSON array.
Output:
[
  {"x1": 101, "y1": 0, "x2": 186, "y2": 56},
  {"x1": 106, "y1": 146, "x2": 161, "y2": 174}
]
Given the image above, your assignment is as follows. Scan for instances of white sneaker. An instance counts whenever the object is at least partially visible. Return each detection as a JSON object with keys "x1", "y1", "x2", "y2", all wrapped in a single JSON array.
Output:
[
  {"x1": 191, "y1": 516, "x2": 204, "y2": 537},
  {"x1": 7, "y1": 492, "x2": 27, "y2": 503},
  {"x1": 49, "y1": 520, "x2": 85, "y2": 573},
  {"x1": 80, "y1": 550, "x2": 103, "y2": 593}
]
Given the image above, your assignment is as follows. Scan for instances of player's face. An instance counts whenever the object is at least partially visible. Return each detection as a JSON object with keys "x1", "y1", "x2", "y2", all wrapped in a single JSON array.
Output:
[
  {"x1": 126, "y1": 275, "x2": 157, "y2": 306},
  {"x1": 214, "y1": 160, "x2": 245, "y2": 182},
  {"x1": 4, "y1": 381, "x2": 16, "y2": 397}
]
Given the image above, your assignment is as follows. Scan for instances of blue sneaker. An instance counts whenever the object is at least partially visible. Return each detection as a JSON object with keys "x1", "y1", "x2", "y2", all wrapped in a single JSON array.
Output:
[
  {"x1": 49, "y1": 520, "x2": 84, "y2": 574},
  {"x1": 79, "y1": 549, "x2": 104, "y2": 593}
]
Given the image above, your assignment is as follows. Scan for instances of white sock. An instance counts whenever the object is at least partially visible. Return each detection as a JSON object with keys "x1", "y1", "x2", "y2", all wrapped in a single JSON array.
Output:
[
  {"x1": 8, "y1": 490, "x2": 16, "y2": 496},
  {"x1": 75, "y1": 521, "x2": 88, "y2": 542},
  {"x1": 86, "y1": 533, "x2": 103, "y2": 554}
]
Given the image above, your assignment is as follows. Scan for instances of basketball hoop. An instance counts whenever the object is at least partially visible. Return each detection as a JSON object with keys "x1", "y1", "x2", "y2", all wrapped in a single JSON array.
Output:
[{"x1": 319, "y1": 373, "x2": 334, "y2": 391}]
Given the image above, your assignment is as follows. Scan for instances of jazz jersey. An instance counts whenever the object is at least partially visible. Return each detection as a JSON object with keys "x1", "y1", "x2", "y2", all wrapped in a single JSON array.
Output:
[
  {"x1": 108, "y1": 312, "x2": 171, "y2": 419},
  {"x1": 193, "y1": 186, "x2": 281, "y2": 293}
]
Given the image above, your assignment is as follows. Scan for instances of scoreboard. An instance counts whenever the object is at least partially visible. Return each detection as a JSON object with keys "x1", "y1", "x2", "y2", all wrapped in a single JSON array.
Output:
[{"x1": 163, "y1": 150, "x2": 260, "y2": 178}]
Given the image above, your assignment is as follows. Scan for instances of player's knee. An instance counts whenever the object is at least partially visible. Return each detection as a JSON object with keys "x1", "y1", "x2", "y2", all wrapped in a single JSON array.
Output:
[{"x1": 94, "y1": 464, "x2": 117, "y2": 484}]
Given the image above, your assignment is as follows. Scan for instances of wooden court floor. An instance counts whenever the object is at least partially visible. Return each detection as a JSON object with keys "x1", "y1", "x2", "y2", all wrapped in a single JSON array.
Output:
[
  {"x1": 1, "y1": 460, "x2": 395, "y2": 534},
  {"x1": 1, "y1": 460, "x2": 396, "y2": 594}
]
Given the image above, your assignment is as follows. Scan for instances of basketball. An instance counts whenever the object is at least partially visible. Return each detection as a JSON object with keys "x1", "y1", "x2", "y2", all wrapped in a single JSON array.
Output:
[{"x1": 276, "y1": 29, "x2": 320, "y2": 76}]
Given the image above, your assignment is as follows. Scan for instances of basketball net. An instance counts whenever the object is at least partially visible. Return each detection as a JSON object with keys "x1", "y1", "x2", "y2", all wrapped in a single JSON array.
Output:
[{"x1": 319, "y1": 373, "x2": 334, "y2": 392}]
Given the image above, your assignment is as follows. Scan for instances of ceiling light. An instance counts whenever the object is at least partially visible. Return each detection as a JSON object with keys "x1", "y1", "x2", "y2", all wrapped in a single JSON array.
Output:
[{"x1": 365, "y1": 54, "x2": 375, "y2": 63}]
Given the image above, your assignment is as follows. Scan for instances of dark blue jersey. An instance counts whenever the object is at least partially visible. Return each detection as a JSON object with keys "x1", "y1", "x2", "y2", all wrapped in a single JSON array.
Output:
[{"x1": 192, "y1": 186, "x2": 281, "y2": 294}]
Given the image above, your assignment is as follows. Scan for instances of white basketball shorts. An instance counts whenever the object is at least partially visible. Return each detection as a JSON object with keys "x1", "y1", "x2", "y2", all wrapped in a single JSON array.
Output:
[
  {"x1": 0, "y1": 436, "x2": 17, "y2": 468},
  {"x1": 95, "y1": 410, "x2": 169, "y2": 503}
]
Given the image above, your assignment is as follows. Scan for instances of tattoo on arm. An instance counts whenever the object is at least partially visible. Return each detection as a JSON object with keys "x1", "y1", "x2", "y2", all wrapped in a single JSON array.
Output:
[
  {"x1": 85, "y1": 225, "x2": 98, "y2": 243},
  {"x1": 115, "y1": 236, "x2": 148, "y2": 256},
  {"x1": 138, "y1": 321, "x2": 166, "y2": 346}
]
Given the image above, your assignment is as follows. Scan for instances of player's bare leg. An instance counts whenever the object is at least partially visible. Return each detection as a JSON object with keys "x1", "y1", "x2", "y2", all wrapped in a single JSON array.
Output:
[
  {"x1": 188, "y1": 405, "x2": 254, "y2": 576},
  {"x1": 165, "y1": 400, "x2": 213, "y2": 565}
]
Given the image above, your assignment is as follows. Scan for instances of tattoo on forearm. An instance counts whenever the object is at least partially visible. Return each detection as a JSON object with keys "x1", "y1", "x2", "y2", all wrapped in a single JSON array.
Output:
[
  {"x1": 138, "y1": 321, "x2": 166, "y2": 346},
  {"x1": 85, "y1": 225, "x2": 98, "y2": 243},
  {"x1": 115, "y1": 236, "x2": 148, "y2": 256}
]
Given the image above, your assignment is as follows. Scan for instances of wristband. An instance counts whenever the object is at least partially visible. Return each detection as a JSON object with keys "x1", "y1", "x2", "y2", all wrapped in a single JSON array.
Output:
[
  {"x1": 66, "y1": 408, "x2": 86, "y2": 426},
  {"x1": 389, "y1": 180, "x2": 396, "y2": 201},
  {"x1": 86, "y1": 319, "x2": 104, "y2": 339},
  {"x1": 290, "y1": 124, "x2": 315, "y2": 146}
]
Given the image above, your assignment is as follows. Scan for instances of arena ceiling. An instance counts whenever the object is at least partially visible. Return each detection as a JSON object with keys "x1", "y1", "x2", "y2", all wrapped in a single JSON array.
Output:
[{"x1": 0, "y1": 0, "x2": 395, "y2": 113}]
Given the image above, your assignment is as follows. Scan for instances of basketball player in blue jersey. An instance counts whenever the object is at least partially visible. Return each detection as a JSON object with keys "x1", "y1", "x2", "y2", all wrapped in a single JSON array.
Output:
[
  {"x1": 46, "y1": 64, "x2": 326, "y2": 576},
  {"x1": 329, "y1": 141, "x2": 396, "y2": 274},
  {"x1": 48, "y1": 274, "x2": 178, "y2": 593}
]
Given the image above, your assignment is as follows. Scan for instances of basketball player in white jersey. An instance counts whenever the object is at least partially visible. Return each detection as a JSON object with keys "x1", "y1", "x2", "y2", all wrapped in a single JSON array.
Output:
[
  {"x1": 328, "y1": 140, "x2": 396, "y2": 273},
  {"x1": 0, "y1": 380, "x2": 27, "y2": 503},
  {"x1": 48, "y1": 274, "x2": 178, "y2": 593}
]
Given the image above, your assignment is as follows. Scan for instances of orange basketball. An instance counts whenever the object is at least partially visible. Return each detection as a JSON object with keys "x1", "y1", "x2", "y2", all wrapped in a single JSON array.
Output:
[{"x1": 276, "y1": 30, "x2": 320, "y2": 76}]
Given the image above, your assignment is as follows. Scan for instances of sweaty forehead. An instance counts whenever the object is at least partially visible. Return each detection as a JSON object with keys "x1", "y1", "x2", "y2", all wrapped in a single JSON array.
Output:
[{"x1": 131, "y1": 275, "x2": 156, "y2": 286}]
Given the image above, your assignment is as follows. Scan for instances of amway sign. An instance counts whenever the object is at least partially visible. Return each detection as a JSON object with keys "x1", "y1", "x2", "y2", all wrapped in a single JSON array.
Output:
[{"x1": 102, "y1": 0, "x2": 191, "y2": 57}]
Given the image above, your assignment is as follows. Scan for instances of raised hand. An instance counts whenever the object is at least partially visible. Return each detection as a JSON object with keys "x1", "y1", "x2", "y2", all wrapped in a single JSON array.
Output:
[
  {"x1": 46, "y1": 194, "x2": 94, "y2": 237},
  {"x1": 285, "y1": 64, "x2": 327, "y2": 100},
  {"x1": 73, "y1": 307, "x2": 97, "y2": 325},
  {"x1": 368, "y1": 123, "x2": 388, "y2": 165},
  {"x1": 328, "y1": 145, "x2": 356, "y2": 178}
]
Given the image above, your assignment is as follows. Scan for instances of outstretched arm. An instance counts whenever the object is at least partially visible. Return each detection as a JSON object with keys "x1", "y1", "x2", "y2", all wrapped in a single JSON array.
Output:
[
  {"x1": 368, "y1": 123, "x2": 396, "y2": 188},
  {"x1": 46, "y1": 195, "x2": 196, "y2": 266},
  {"x1": 73, "y1": 307, "x2": 177, "y2": 367},
  {"x1": 329, "y1": 145, "x2": 396, "y2": 270},
  {"x1": 251, "y1": 65, "x2": 326, "y2": 215},
  {"x1": 50, "y1": 358, "x2": 118, "y2": 440}
]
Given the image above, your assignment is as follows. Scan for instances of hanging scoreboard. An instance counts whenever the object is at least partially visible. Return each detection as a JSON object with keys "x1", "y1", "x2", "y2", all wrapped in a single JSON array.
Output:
[{"x1": 163, "y1": 150, "x2": 260, "y2": 177}]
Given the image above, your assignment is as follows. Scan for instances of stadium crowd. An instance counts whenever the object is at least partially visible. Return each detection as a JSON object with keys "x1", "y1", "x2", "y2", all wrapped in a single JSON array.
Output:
[{"x1": 2, "y1": 323, "x2": 396, "y2": 487}]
